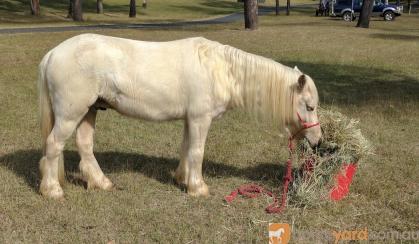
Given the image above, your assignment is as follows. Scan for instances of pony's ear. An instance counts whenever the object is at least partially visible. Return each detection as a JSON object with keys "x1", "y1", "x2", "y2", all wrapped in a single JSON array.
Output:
[
  {"x1": 294, "y1": 66, "x2": 301, "y2": 72},
  {"x1": 298, "y1": 74, "x2": 306, "y2": 90}
]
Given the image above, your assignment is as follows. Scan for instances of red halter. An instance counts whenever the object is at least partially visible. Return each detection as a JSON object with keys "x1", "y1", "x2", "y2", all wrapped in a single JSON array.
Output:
[
  {"x1": 289, "y1": 112, "x2": 321, "y2": 143},
  {"x1": 224, "y1": 112, "x2": 320, "y2": 214}
]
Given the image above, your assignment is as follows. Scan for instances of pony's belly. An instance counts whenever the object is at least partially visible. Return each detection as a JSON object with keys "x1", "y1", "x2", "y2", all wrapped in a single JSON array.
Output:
[{"x1": 112, "y1": 94, "x2": 186, "y2": 121}]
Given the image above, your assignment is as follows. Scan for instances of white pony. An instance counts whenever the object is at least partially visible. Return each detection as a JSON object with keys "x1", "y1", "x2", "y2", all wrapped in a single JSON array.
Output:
[
  {"x1": 269, "y1": 228, "x2": 285, "y2": 244},
  {"x1": 38, "y1": 34, "x2": 321, "y2": 199}
]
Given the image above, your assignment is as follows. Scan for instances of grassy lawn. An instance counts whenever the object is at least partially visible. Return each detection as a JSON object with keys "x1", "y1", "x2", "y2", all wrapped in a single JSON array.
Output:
[
  {"x1": 0, "y1": 0, "x2": 319, "y2": 28},
  {"x1": 1, "y1": 12, "x2": 419, "y2": 243},
  {"x1": 0, "y1": 0, "x2": 243, "y2": 27}
]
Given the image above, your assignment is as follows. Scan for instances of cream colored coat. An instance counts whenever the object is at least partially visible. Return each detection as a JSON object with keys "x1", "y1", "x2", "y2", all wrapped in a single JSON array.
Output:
[{"x1": 38, "y1": 34, "x2": 321, "y2": 199}]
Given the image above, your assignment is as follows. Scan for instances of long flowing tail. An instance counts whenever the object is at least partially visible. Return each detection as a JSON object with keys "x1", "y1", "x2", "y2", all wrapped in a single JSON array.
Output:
[
  {"x1": 38, "y1": 51, "x2": 65, "y2": 184},
  {"x1": 38, "y1": 51, "x2": 54, "y2": 156}
]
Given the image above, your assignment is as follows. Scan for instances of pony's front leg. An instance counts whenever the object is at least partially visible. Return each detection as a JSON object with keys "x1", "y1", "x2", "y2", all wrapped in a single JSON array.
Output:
[
  {"x1": 177, "y1": 116, "x2": 212, "y2": 197},
  {"x1": 175, "y1": 122, "x2": 189, "y2": 186}
]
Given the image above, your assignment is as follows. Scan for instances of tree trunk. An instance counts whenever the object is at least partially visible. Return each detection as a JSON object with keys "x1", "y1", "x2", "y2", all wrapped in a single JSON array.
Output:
[
  {"x1": 244, "y1": 0, "x2": 258, "y2": 30},
  {"x1": 67, "y1": 0, "x2": 73, "y2": 18},
  {"x1": 30, "y1": 0, "x2": 40, "y2": 16},
  {"x1": 142, "y1": 0, "x2": 147, "y2": 8},
  {"x1": 97, "y1": 0, "x2": 103, "y2": 13},
  {"x1": 72, "y1": 0, "x2": 83, "y2": 21},
  {"x1": 286, "y1": 0, "x2": 290, "y2": 15},
  {"x1": 275, "y1": 0, "x2": 279, "y2": 15},
  {"x1": 129, "y1": 0, "x2": 136, "y2": 17},
  {"x1": 407, "y1": 0, "x2": 412, "y2": 14},
  {"x1": 356, "y1": 0, "x2": 374, "y2": 28}
]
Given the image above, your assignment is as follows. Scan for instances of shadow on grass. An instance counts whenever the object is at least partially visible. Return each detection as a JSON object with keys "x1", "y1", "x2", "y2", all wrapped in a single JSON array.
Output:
[
  {"x1": 0, "y1": 149, "x2": 286, "y2": 192},
  {"x1": 369, "y1": 33, "x2": 419, "y2": 41},
  {"x1": 0, "y1": 0, "x2": 128, "y2": 13},
  {"x1": 0, "y1": 0, "x2": 134, "y2": 23},
  {"x1": 0, "y1": 0, "x2": 241, "y2": 24},
  {"x1": 279, "y1": 61, "x2": 419, "y2": 105},
  {"x1": 170, "y1": 1, "x2": 242, "y2": 16}
]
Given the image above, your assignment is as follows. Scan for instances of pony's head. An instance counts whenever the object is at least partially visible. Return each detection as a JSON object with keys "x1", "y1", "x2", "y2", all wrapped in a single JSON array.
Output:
[
  {"x1": 287, "y1": 67, "x2": 322, "y2": 147},
  {"x1": 221, "y1": 46, "x2": 321, "y2": 146}
]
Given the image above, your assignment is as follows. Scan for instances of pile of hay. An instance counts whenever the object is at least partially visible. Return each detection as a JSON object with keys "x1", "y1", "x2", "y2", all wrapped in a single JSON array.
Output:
[{"x1": 288, "y1": 108, "x2": 373, "y2": 207}]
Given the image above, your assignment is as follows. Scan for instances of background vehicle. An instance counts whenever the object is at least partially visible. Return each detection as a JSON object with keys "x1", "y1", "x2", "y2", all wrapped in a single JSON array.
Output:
[{"x1": 330, "y1": 0, "x2": 403, "y2": 21}]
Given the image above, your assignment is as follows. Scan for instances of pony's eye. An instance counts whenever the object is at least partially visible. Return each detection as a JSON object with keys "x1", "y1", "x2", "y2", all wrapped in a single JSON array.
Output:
[{"x1": 306, "y1": 105, "x2": 314, "y2": 111}]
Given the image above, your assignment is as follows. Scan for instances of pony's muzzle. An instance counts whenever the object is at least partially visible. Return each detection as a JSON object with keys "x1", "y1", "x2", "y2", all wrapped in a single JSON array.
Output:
[
  {"x1": 310, "y1": 138, "x2": 322, "y2": 150},
  {"x1": 305, "y1": 128, "x2": 322, "y2": 148}
]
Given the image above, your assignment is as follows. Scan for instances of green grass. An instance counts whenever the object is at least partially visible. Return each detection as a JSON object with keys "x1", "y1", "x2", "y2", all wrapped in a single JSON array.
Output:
[
  {"x1": 0, "y1": 0, "x2": 243, "y2": 27},
  {"x1": 0, "y1": 0, "x2": 242, "y2": 27},
  {"x1": 1, "y1": 12, "x2": 419, "y2": 243},
  {"x1": 0, "y1": 0, "x2": 320, "y2": 28}
]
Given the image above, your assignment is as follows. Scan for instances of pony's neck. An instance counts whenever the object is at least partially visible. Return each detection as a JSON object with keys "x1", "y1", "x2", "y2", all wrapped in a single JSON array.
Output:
[{"x1": 223, "y1": 46, "x2": 297, "y2": 127}]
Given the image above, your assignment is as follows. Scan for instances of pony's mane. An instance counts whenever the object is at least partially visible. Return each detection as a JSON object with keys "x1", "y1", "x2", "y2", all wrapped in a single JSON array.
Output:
[{"x1": 221, "y1": 45, "x2": 300, "y2": 127}]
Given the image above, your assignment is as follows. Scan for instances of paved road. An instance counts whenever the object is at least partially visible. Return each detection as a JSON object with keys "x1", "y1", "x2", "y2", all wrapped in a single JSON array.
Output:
[{"x1": 0, "y1": 5, "x2": 315, "y2": 34}]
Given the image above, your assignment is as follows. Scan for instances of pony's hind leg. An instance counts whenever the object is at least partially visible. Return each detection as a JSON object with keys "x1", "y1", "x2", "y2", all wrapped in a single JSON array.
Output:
[
  {"x1": 177, "y1": 116, "x2": 212, "y2": 197},
  {"x1": 76, "y1": 108, "x2": 113, "y2": 190},
  {"x1": 40, "y1": 117, "x2": 81, "y2": 199}
]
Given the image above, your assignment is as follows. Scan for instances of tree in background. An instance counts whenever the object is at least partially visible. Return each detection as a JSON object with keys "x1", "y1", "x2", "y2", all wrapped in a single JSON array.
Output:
[
  {"x1": 356, "y1": 0, "x2": 374, "y2": 28},
  {"x1": 97, "y1": 0, "x2": 104, "y2": 14},
  {"x1": 286, "y1": 0, "x2": 290, "y2": 15},
  {"x1": 275, "y1": 0, "x2": 279, "y2": 15},
  {"x1": 129, "y1": 0, "x2": 136, "y2": 17},
  {"x1": 30, "y1": 0, "x2": 40, "y2": 16},
  {"x1": 244, "y1": 0, "x2": 258, "y2": 30},
  {"x1": 72, "y1": 0, "x2": 84, "y2": 21},
  {"x1": 67, "y1": 0, "x2": 73, "y2": 18},
  {"x1": 407, "y1": 0, "x2": 412, "y2": 14}
]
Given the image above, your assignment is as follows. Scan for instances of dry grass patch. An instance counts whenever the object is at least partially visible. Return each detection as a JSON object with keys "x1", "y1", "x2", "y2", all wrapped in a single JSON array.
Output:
[{"x1": 0, "y1": 13, "x2": 418, "y2": 243}]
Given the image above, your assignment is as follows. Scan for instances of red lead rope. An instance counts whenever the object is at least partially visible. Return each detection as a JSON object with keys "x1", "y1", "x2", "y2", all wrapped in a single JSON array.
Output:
[{"x1": 224, "y1": 113, "x2": 320, "y2": 214}]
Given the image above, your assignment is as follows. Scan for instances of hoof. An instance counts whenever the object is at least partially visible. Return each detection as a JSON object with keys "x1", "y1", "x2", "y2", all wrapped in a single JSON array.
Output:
[
  {"x1": 40, "y1": 181, "x2": 65, "y2": 200},
  {"x1": 187, "y1": 181, "x2": 209, "y2": 197},
  {"x1": 174, "y1": 170, "x2": 188, "y2": 186},
  {"x1": 87, "y1": 176, "x2": 114, "y2": 191}
]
